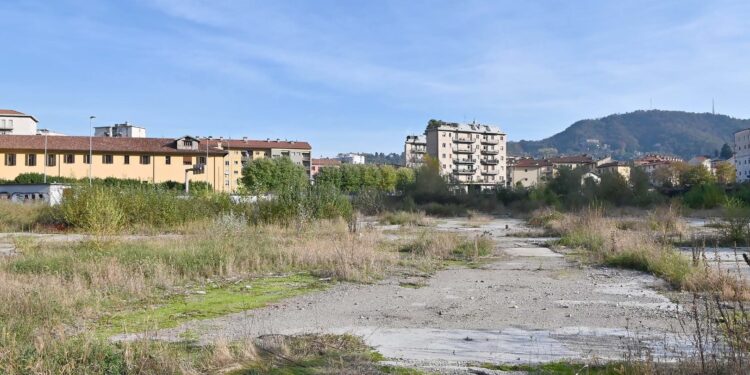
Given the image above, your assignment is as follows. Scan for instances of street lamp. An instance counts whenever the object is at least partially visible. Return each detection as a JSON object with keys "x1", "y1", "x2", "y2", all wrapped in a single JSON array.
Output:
[{"x1": 89, "y1": 115, "x2": 96, "y2": 185}]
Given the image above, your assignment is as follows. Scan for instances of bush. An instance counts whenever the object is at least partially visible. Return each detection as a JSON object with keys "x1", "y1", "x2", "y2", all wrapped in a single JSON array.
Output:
[{"x1": 683, "y1": 183, "x2": 726, "y2": 209}]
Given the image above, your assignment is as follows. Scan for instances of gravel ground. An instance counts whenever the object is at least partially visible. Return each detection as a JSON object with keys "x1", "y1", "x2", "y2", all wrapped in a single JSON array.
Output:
[{"x1": 113, "y1": 218, "x2": 693, "y2": 373}]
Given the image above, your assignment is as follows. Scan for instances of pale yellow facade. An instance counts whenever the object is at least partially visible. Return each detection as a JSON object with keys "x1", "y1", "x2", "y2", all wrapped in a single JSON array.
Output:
[{"x1": 0, "y1": 150, "x2": 228, "y2": 191}]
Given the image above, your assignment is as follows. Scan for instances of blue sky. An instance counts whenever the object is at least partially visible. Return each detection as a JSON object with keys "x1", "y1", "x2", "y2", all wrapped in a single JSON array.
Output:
[{"x1": 1, "y1": 1, "x2": 749, "y2": 156}]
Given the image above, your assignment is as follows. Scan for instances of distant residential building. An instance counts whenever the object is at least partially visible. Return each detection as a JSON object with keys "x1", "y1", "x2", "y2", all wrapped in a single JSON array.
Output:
[
  {"x1": 416, "y1": 119, "x2": 507, "y2": 189},
  {"x1": 509, "y1": 158, "x2": 552, "y2": 187},
  {"x1": 547, "y1": 155, "x2": 596, "y2": 172},
  {"x1": 0, "y1": 109, "x2": 38, "y2": 135},
  {"x1": 204, "y1": 138, "x2": 313, "y2": 190},
  {"x1": 94, "y1": 122, "x2": 146, "y2": 138},
  {"x1": 311, "y1": 158, "x2": 341, "y2": 177},
  {"x1": 597, "y1": 161, "x2": 631, "y2": 181},
  {"x1": 581, "y1": 171, "x2": 601, "y2": 185},
  {"x1": 735, "y1": 129, "x2": 750, "y2": 182},
  {"x1": 338, "y1": 153, "x2": 366, "y2": 165},
  {"x1": 688, "y1": 155, "x2": 713, "y2": 174},
  {"x1": 37, "y1": 129, "x2": 66, "y2": 136},
  {"x1": 404, "y1": 135, "x2": 427, "y2": 168},
  {"x1": 0, "y1": 135, "x2": 228, "y2": 190}
]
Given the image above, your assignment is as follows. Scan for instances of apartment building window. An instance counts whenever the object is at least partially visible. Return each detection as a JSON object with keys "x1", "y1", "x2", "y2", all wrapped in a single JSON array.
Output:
[
  {"x1": 225, "y1": 161, "x2": 230, "y2": 166},
  {"x1": 102, "y1": 155, "x2": 113, "y2": 164},
  {"x1": 84, "y1": 154, "x2": 91, "y2": 164},
  {"x1": 198, "y1": 156, "x2": 206, "y2": 165},
  {"x1": 124, "y1": 155, "x2": 130, "y2": 165},
  {"x1": 4, "y1": 153, "x2": 16, "y2": 166},
  {"x1": 140, "y1": 155, "x2": 151, "y2": 165},
  {"x1": 25, "y1": 154, "x2": 37, "y2": 166},
  {"x1": 165, "y1": 156, "x2": 171, "y2": 165},
  {"x1": 64, "y1": 154, "x2": 75, "y2": 164},
  {"x1": 183, "y1": 140, "x2": 193, "y2": 147},
  {"x1": 46, "y1": 154, "x2": 56, "y2": 167},
  {"x1": 183, "y1": 156, "x2": 192, "y2": 165}
]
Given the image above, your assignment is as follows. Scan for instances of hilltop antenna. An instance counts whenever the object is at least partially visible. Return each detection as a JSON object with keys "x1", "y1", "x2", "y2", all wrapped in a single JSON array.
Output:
[{"x1": 712, "y1": 98, "x2": 715, "y2": 115}]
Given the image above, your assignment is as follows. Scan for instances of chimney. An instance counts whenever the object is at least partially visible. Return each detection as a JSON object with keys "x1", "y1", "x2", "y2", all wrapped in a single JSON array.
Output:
[{"x1": 242, "y1": 136, "x2": 247, "y2": 142}]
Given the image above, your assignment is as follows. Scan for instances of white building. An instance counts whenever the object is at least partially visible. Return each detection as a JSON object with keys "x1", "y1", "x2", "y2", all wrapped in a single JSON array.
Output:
[
  {"x1": 94, "y1": 122, "x2": 146, "y2": 138},
  {"x1": 0, "y1": 109, "x2": 38, "y2": 135},
  {"x1": 734, "y1": 129, "x2": 750, "y2": 182},
  {"x1": 338, "y1": 153, "x2": 366, "y2": 164}
]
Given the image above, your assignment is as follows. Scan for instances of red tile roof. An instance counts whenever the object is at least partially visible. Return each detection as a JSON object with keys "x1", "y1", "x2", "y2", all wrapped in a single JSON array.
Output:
[
  {"x1": 0, "y1": 135, "x2": 227, "y2": 155},
  {"x1": 548, "y1": 155, "x2": 595, "y2": 164},
  {"x1": 513, "y1": 158, "x2": 552, "y2": 168},
  {"x1": 312, "y1": 158, "x2": 341, "y2": 166},
  {"x1": 204, "y1": 138, "x2": 312, "y2": 150}
]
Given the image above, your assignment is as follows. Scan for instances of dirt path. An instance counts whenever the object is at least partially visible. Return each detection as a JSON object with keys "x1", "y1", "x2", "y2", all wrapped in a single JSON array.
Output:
[{"x1": 114, "y1": 218, "x2": 691, "y2": 372}]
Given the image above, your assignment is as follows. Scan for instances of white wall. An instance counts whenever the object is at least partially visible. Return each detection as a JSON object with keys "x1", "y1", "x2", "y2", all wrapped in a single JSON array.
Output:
[{"x1": 0, "y1": 116, "x2": 37, "y2": 135}]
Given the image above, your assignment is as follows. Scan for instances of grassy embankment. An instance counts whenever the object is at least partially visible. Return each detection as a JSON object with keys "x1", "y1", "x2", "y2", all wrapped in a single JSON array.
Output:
[{"x1": 0, "y1": 186, "x2": 491, "y2": 374}]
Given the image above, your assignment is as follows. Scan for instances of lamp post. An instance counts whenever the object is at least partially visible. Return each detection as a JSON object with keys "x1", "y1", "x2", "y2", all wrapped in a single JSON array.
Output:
[
  {"x1": 43, "y1": 133, "x2": 48, "y2": 183},
  {"x1": 88, "y1": 116, "x2": 96, "y2": 185}
]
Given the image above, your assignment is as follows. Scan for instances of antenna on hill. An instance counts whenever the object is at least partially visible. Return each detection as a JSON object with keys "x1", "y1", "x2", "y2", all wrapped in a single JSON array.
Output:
[{"x1": 712, "y1": 98, "x2": 715, "y2": 115}]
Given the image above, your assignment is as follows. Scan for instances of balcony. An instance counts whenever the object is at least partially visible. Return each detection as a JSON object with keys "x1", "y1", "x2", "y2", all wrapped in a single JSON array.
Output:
[
  {"x1": 481, "y1": 138, "x2": 499, "y2": 145},
  {"x1": 453, "y1": 158, "x2": 475, "y2": 164},
  {"x1": 453, "y1": 137, "x2": 474, "y2": 144},
  {"x1": 412, "y1": 147, "x2": 427, "y2": 153},
  {"x1": 481, "y1": 169, "x2": 499, "y2": 175},
  {"x1": 480, "y1": 148, "x2": 499, "y2": 155},
  {"x1": 453, "y1": 167, "x2": 476, "y2": 175},
  {"x1": 481, "y1": 158, "x2": 499, "y2": 165},
  {"x1": 452, "y1": 147, "x2": 474, "y2": 154}
]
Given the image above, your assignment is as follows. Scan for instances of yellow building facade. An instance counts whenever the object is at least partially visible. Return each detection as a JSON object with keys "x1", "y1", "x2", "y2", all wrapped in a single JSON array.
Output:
[{"x1": 0, "y1": 135, "x2": 229, "y2": 191}]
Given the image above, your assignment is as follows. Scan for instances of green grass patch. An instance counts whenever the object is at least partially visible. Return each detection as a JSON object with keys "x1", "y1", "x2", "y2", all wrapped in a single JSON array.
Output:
[
  {"x1": 480, "y1": 361, "x2": 640, "y2": 374},
  {"x1": 99, "y1": 274, "x2": 325, "y2": 336}
]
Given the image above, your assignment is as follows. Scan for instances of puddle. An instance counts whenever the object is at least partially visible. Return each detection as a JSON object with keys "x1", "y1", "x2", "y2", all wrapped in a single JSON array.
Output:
[{"x1": 504, "y1": 247, "x2": 562, "y2": 258}]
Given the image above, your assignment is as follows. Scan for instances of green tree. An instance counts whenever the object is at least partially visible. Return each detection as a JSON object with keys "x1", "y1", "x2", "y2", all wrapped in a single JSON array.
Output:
[
  {"x1": 378, "y1": 165, "x2": 398, "y2": 192},
  {"x1": 715, "y1": 161, "x2": 736, "y2": 185},
  {"x1": 680, "y1": 165, "x2": 716, "y2": 187},
  {"x1": 395, "y1": 167, "x2": 415, "y2": 192},
  {"x1": 596, "y1": 172, "x2": 634, "y2": 206},
  {"x1": 720, "y1": 143, "x2": 734, "y2": 160},
  {"x1": 241, "y1": 157, "x2": 308, "y2": 194}
]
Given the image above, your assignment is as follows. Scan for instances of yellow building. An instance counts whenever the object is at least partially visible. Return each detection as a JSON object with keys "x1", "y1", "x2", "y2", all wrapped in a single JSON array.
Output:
[
  {"x1": 205, "y1": 138, "x2": 312, "y2": 192},
  {"x1": 0, "y1": 135, "x2": 229, "y2": 191}
]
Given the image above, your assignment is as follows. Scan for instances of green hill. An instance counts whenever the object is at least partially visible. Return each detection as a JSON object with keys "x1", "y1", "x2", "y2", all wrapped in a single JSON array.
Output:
[{"x1": 509, "y1": 110, "x2": 749, "y2": 159}]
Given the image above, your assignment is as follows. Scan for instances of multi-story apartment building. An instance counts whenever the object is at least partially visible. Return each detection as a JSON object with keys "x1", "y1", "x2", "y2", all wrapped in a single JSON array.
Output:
[
  {"x1": 0, "y1": 110, "x2": 38, "y2": 135},
  {"x1": 203, "y1": 138, "x2": 312, "y2": 191},
  {"x1": 404, "y1": 135, "x2": 427, "y2": 168},
  {"x1": 735, "y1": 129, "x2": 750, "y2": 182},
  {"x1": 311, "y1": 158, "x2": 341, "y2": 177},
  {"x1": 408, "y1": 120, "x2": 506, "y2": 189},
  {"x1": 0, "y1": 135, "x2": 228, "y2": 190}
]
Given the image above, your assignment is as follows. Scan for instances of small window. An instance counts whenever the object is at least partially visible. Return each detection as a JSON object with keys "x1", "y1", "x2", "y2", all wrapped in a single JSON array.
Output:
[
  {"x1": 165, "y1": 156, "x2": 171, "y2": 165},
  {"x1": 183, "y1": 140, "x2": 193, "y2": 147},
  {"x1": 4, "y1": 153, "x2": 16, "y2": 166},
  {"x1": 26, "y1": 154, "x2": 37, "y2": 166},
  {"x1": 64, "y1": 154, "x2": 75, "y2": 164},
  {"x1": 103, "y1": 155, "x2": 113, "y2": 164},
  {"x1": 140, "y1": 155, "x2": 151, "y2": 165},
  {"x1": 124, "y1": 155, "x2": 130, "y2": 165},
  {"x1": 225, "y1": 161, "x2": 230, "y2": 166},
  {"x1": 46, "y1": 154, "x2": 56, "y2": 167},
  {"x1": 8, "y1": 119, "x2": 12, "y2": 127},
  {"x1": 183, "y1": 156, "x2": 192, "y2": 165},
  {"x1": 198, "y1": 156, "x2": 206, "y2": 165}
]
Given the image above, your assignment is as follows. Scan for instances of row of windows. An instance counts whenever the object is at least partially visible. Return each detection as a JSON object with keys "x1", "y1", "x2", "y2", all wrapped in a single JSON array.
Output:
[
  {"x1": 0, "y1": 119, "x2": 14, "y2": 128},
  {"x1": 3, "y1": 154, "x2": 207, "y2": 167},
  {"x1": 441, "y1": 131, "x2": 505, "y2": 141}
]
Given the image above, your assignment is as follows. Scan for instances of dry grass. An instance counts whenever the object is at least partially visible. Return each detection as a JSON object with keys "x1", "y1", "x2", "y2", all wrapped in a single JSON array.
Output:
[
  {"x1": 378, "y1": 210, "x2": 430, "y2": 226},
  {"x1": 0, "y1": 201, "x2": 52, "y2": 232},
  {"x1": 545, "y1": 208, "x2": 749, "y2": 297},
  {"x1": 0, "y1": 213, "x2": 484, "y2": 373}
]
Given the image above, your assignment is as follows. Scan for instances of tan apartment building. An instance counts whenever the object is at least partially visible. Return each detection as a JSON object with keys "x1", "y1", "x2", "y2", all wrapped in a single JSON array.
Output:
[
  {"x1": 596, "y1": 161, "x2": 631, "y2": 181},
  {"x1": 0, "y1": 135, "x2": 229, "y2": 190},
  {"x1": 405, "y1": 120, "x2": 506, "y2": 189},
  {"x1": 509, "y1": 158, "x2": 553, "y2": 187},
  {"x1": 404, "y1": 135, "x2": 427, "y2": 168},
  {"x1": 203, "y1": 138, "x2": 312, "y2": 192}
]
